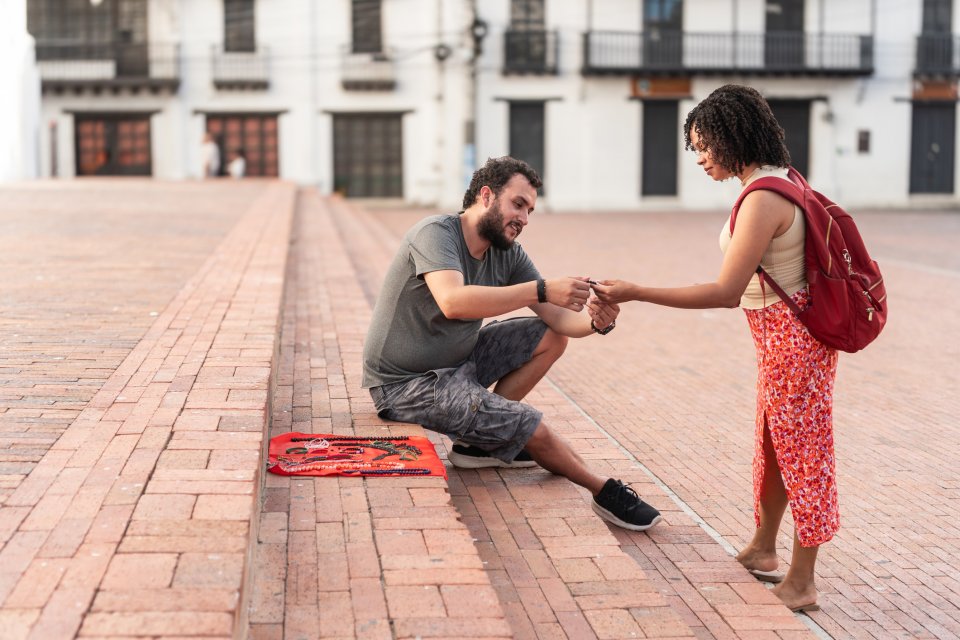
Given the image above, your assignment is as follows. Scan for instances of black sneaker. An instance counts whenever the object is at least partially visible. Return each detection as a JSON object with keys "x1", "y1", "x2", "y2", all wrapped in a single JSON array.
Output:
[
  {"x1": 592, "y1": 478, "x2": 662, "y2": 531},
  {"x1": 448, "y1": 443, "x2": 537, "y2": 469}
]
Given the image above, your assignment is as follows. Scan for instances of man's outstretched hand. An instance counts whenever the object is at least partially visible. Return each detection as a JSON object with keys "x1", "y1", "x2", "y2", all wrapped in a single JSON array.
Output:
[
  {"x1": 586, "y1": 298, "x2": 619, "y2": 331},
  {"x1": 545, "y1": 277, "x2": 593, "y2": 311}
]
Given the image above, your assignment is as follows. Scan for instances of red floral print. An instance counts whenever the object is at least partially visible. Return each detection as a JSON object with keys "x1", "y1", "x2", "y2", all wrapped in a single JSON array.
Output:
[{"x1": 744, "y1": 288, "x2": 840, "y2": 547}]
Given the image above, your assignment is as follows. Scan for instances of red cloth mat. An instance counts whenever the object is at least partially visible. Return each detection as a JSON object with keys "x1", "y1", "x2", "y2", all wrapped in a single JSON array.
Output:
[{"x1": 267, "y1": 433, "x2": 446, "y2": 479}]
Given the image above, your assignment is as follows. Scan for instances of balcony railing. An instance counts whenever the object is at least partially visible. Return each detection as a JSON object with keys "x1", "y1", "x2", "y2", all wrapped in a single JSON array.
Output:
[
  {"x1": 212, "y1": 46, "x2": 270, "y2": 89},
  {"x1": 503, "y1": 29, "x2": 559, "y2": 75},
  {"x1": 583, "y1": 31, "x2": 873, "y2": 76},
  {"x1": 341, "y1": 46, "x2": 397, "y2": 90},
  {"x1": 914, "y1": 34, "x2": 960, "y2": 76},
  {"x1": 35, "y1": 42, "x2": 180, "y2": 93}
]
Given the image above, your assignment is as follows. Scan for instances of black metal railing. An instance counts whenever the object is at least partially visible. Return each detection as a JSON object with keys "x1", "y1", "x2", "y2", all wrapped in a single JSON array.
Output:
[
  {"x1": 914, "y1": 34, "x2": 959, "y2": 76},
  {"x1": 503, "y1": 29, "x2": 559, "y2": 74},
  {"x1": 583, "y1": 31, "x2": 873, "y2": 76},
  {"x1": 34, "y1": 42, "x2": 180, "y2": 91},
  {"x1": 212, "y1": 45, "x2": 270, "y2": 89}
]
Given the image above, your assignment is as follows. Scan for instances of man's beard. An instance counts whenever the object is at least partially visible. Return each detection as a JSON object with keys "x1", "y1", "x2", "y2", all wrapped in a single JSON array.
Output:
[{"x1": 477, "y1": 198, "x2": 514, "y2": 250}]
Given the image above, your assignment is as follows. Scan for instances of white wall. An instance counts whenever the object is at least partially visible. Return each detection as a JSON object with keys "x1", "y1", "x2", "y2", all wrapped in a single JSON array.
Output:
[
  {"x1": 468, "y1": 0, "x2": 950, "y2": 211},
  {"x1": 0, "y1": 0, "x2": 40, "y2": 183},
  {"x1": 28, "y1": 0, "x2": 960, "y2": 210}
]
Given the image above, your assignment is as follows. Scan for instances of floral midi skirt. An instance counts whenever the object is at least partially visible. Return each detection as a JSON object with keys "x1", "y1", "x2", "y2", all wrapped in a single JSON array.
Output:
[{"x1": 744, "y1": 288, "x2": 840, "y2": 547}]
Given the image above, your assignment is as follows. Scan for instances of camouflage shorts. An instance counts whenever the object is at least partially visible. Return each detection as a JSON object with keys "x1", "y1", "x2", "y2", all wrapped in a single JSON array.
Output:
[{"x1": 369, "y1": 317, "x2": 548, "y2": 463}]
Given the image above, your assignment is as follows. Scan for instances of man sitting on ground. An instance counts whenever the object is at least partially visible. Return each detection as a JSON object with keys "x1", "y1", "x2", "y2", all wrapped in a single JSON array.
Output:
[{"x1": 362, "y1": 156, "x2": 661, "y2": 531}]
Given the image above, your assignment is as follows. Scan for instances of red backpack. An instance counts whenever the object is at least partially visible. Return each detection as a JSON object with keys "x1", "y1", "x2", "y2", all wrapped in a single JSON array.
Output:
[{"x1": 731, "y1": 167, "x2": 887, "y2": 353}]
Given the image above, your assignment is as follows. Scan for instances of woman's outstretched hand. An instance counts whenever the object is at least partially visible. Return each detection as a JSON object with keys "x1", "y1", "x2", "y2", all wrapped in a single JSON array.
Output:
[{"x1": 590, "y1": 280, "x2": 635, "y2": 305}]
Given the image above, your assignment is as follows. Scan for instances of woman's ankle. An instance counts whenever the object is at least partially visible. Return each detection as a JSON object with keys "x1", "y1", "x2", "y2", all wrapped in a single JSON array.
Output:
[
  {"x1": 736, "y1": 545, "x2": 779, "y2": 571},
  {"x1": 772, "y1": 580, "x2": 818, "y2": 607}
]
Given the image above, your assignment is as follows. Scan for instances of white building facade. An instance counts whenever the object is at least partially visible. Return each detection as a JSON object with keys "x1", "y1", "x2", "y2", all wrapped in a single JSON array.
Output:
[
  {"x1": 1, "y1": 0, "x2": 40, "y2": 183},
  {"x1": 25, "y1": 0, "x2": 960, "y2": 211}
]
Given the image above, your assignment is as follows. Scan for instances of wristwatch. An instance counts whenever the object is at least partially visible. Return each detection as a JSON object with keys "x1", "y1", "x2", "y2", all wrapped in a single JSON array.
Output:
[{"x1": 591, "y1": 319, "x2": 616, "y2": 335}]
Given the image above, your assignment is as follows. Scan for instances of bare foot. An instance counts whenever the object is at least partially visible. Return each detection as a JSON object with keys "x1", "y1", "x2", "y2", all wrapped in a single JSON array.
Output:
[
  {"x1": 772, "y1": 581, "x2": 819, "y2": 612},
  {"x1": 736, "y1": 546, "x2": 779, "y2": 573}
]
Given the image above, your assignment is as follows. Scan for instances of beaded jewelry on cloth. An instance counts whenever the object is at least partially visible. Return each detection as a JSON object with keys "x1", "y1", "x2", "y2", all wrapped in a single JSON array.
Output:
[{"x1": 267, "y1": 432, "x2": 447, "y2": 478}]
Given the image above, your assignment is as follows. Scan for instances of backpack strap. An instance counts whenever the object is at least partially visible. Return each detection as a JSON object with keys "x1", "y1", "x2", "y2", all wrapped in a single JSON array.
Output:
[
  {"x1": 757, "y1": 270, "x2": 804, "y2": 317},
  {"x1": 730, "y1": 173, "x2": 805, "y2": 234},
  {"x1": 729, "y1": 169, "x2": 807, "y2": 316}
]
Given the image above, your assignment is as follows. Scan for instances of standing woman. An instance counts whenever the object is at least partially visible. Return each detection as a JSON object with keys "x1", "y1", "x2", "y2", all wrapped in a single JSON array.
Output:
[{"x1": 593, "y1": 84, "x2": 837, "y2": 613}]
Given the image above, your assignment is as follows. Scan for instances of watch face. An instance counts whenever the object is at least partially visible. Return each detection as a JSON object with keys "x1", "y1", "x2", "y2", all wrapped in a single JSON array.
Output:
[{"x1": 593, "y1": 320, "x2": 614, "y2": 335}]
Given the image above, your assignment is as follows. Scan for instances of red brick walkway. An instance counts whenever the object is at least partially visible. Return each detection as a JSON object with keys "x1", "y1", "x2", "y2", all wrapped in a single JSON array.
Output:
[
  {"x1": 0, "y1": 180, "x2": 294, "y2": 638},
  {"x1": 2, "y1": 181, "x2": 957, "y2": 639}
]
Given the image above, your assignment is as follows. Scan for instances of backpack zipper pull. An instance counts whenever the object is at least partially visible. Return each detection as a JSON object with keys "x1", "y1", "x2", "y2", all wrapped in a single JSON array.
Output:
[
  {"x1": 843, "y1": 249, "x2": 853, "y2": 275},
  {"x1": 866, "y1": 307, "x2": 874, "y2": 322}
]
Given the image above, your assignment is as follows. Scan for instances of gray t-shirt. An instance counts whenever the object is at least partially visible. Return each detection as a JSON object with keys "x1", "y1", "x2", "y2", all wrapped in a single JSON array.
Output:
[{"x1": 362, "y1": 213, "x2": 541, "y2": 388}]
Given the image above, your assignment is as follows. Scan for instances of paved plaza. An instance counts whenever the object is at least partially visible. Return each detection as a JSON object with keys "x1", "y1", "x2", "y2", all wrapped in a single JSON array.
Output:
[{"x1": 0, "y1": 180, "x2": 957, "y2": 639}]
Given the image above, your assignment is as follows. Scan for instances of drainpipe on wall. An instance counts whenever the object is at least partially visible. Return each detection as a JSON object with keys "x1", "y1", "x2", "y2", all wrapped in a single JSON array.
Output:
[
  {"x1": 434, "y1": 0, "x2": 445, "y2": 205},
  {"x1": 310, "y1": 0, "x2": 319, "y2": 188},
  {"x1": 582, "y1": 0, "x2": 592, "y2": 101},
  {"x1": 176, "y1": 0, "x2": 191, "y2": 179},
  {"x1": 464, "y1": 0, "x2": 479, "y2": 189},
  {"x1": 819, "y1": 0, "x2": 825, "y2": 68},
  {"x1": 733, "y1": 0, "x2": 738, "y2": 67},
  {"x1": 50, "y1": 120, "x2": 57, "y2": 178}
]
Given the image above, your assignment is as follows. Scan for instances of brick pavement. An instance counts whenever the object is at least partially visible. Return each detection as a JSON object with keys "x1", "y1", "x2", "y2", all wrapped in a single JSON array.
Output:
[
  {"x1": 2, "y1": 181, "x2": 957, "y2": 639},
  {"x1": 0, "y1": 180, "x2": 294, "y2": 639},
  {"x1": 0, "y1": 181, "x2": 254, "y2": 506}
]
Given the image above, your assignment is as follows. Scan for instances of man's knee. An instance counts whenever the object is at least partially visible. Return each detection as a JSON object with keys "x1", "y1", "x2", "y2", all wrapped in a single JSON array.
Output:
[
  {"x1": 537, "y1": 328, "x2": 568, "y2": 361},
  {"x1": 524, "y1": 423, "x2": 554, "y2": 454}
]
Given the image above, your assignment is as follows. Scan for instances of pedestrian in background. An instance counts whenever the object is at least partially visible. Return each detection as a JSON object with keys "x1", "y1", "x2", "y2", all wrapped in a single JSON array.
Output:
[
  {"x1": 201, "y1": 132, "x2": 220, "y2": 178},
  {"x1": 228, "y1": 148, "x2": 246, "y2": 179},
  {"x1": 593, "y1": 84, "x2": 838, "y2": 613}
]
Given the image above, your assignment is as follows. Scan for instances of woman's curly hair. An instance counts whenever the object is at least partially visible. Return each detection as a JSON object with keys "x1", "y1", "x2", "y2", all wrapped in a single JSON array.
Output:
[
  {"x1": 462, "y1": 156, "x2": 542, "y2": 209},
  {"x1": 683, "y1": 84, "x2": 791, "y2": 176}
]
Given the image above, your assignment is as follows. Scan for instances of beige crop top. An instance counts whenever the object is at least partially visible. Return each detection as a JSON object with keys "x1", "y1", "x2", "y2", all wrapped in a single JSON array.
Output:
[{"x1": 718, "y1": 166, "x2": 806, "y2": 309}]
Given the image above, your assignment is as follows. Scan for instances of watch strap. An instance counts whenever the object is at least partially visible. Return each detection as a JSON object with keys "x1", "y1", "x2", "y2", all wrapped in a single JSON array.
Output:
[
  {"x1": 536, "y1": 278, "x2": 547, "y2": 303},
  {"x1": 591, "y1": 319, "x2": 616, "y2": 335}
]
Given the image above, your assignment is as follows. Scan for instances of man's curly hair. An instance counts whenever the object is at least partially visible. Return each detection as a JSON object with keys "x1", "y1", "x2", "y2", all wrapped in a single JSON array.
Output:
[
  {"x1": 462, "y1": 156, "x2": 542, "y2": 209},
  {"x1": 683, "y1": 84, "x2": 791, "y2": 176}
]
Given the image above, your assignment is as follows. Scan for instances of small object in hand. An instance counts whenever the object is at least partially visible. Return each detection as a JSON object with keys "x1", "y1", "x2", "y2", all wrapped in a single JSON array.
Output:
[{"x1": 587, "y1": 279, "x2": 599, "y2": 285}]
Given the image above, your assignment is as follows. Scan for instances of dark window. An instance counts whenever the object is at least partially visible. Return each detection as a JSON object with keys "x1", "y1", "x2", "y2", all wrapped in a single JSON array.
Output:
[
  {"x1": 333, "y1": 114, "x2": 403, "y2": 197},
  {"x1": 225, "y1": 0, "x2": 255, "y2": 53},
  {"x1": 28, "y1": 0, "x2": 148, "y2": 72},
  {"x1": 918, "y1": 0, "x2": 953, "y2": 71},
  {"x1": 765, "y1": 0, "x2": 805, "y2": 68},
  {"x1": 644, "y1": 0, "x2": 683, "y2": 28},
  {"x1": 352, "y1": 0, "x2": 382, "y2": 54},
  {"x1": 75, "y1": 113, "x2": 152, "y2": 176},
  {"x1": 28, "y1": 0, "x2": 114, "y2": 48},
  {"x1": 768, "y1": 100, "x2": 811, "y2": 178},
  {"x1": 509, "y1": 102, "x2": 546, "y2": 196},
  {"x1": 857, "y1": 130, "x2": 871, "y2": 154},
  {"x1": 910, "y1": 102, "x2": 956, "y2": 194},
  {"x1": 643, "y1": 0, "x2": 683, "y2": 67},
  {"x1": 511, "y1": 0, "x2": 545, "y2": 28},
  {"x1": 508, "y1": 0, "x2": 549, "y2": 71},
  {"x1": 922, "y1": 0, "x2": 952, "y2": 33},
  {"x1": 206, "y1": 114, "x2": 279, "y2": 177},
  {"x1": 641, "y1": 101, "x2": 678, "y2": 196}
]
